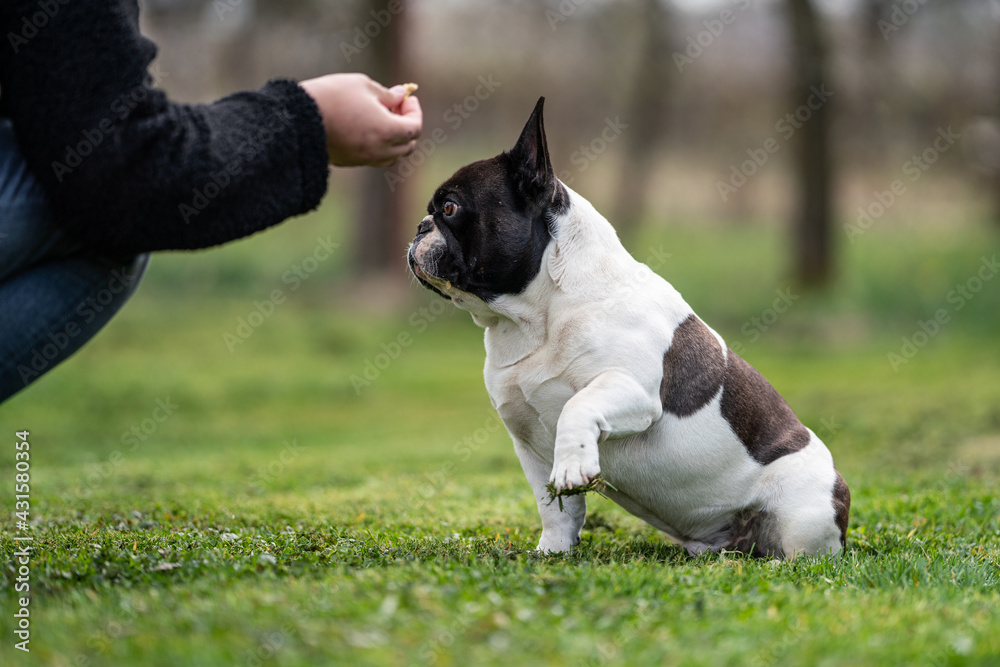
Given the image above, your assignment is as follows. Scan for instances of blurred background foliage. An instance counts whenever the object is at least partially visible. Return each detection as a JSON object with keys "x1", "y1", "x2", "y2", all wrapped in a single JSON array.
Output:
[
  {"x1": 116, "y1": 0, "x2": 1000, "y2": 344},
  {"x1": 2, "y1": 9, "x2": 998, "y2": 662},
  {"x1": 136, "y1": 0, "x2": 1000, "y2": 287}
]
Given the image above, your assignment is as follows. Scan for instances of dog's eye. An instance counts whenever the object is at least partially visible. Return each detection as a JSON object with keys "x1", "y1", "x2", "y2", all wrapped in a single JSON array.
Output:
[{"x1": 442, "y1": 201, "x2": 459, "y2": 217}]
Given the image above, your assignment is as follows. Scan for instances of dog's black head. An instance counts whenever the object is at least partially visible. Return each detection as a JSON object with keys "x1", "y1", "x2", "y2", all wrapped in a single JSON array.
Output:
[{"x1": 407, "y1": 97, "x2": 568, "y2": 305}]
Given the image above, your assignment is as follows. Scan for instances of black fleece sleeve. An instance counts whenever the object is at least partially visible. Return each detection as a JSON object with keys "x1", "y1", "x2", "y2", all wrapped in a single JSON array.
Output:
[{"x1": 0, "y1": 0, "x2": 330, "y2": 255}]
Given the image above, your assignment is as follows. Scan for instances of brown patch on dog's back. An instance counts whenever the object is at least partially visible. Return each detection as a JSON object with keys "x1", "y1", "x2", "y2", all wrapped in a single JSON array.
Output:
[
  {"x1": 832, "y1": 469, "x2": 850, "y2": 547},
  {"x1": 660, "y1": 315, "x2": 726, "y2": 417},
  {"x1": 720, "y1": 351, "x2": 810, "y2": 465}
]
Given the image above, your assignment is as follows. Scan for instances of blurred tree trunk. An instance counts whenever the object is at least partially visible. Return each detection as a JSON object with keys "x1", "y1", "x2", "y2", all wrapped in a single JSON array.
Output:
[
  {"x1": 859, "y1": 0, "x2": 891, "y2": 162},
  {"x1": 786, "y1": 0, "x2": 834, "y2": 287},
  {"x1": 995, "y1": 20, "x2": 1000, "y2": 229},
  {"x1": 354, "y1": 0, "x2": 414, "y2": 278},
  {"x1": 612, "y1": 0, "x2": 674, "y2": 241}
]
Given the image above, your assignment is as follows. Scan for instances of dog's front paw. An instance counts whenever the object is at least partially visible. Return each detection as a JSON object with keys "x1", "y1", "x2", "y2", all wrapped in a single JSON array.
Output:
[
  {"x1": 548, "y1": 448, "x2": 601, "y2": 492},
  {"x1": 536, "y1": 531, "x2": 580, "y2": 554}
]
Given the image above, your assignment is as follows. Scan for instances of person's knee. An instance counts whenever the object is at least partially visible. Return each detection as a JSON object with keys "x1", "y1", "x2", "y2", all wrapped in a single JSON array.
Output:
[
  {"x1": 0, "y1": 252, "x2": 150, "y2": 403},
  {"x1": 97, "y1": 251, "x2": 150, "y2": 302},
  {"x1": 118, "y1": 253, "x2": 150, "y2": 300},
  {"x1": 73, "y1": 252, "x2": 149, "y2": 335}
]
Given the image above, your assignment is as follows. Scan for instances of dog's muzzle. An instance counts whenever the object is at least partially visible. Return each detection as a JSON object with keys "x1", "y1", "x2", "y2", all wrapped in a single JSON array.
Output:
[{"x1": 409, "y1": 216, "x2": 452, "y2": 299}]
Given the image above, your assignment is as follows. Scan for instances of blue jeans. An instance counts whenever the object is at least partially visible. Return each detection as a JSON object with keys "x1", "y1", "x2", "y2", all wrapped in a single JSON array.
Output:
[{"x1": 0, "y1": 119, "x2": 149, "y2": 402}]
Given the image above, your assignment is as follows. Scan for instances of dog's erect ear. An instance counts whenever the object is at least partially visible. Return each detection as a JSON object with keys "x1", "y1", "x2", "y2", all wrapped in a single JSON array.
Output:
[{"x1": 508, "y1": 97, "x2": 556, "y2": 212}]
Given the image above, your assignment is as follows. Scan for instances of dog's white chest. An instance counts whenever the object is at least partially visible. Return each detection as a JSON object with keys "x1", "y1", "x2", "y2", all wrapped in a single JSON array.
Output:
[
  {"x1": 487, "y1": 355, "x2": 575, "y2": 465},
  {"x1": 484, "y1": 290, "x2": 689, "y2": 466}
]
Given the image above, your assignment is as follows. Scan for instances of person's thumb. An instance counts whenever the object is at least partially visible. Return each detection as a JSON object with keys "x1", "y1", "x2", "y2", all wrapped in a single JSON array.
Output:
[{"x1": 379, "y1": 84, "x2": 408, "y2": 109}]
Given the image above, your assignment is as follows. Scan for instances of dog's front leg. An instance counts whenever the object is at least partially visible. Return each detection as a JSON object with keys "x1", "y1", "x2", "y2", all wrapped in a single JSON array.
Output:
[
  {"x1": 549, "y1": 370, "x2": 662, "y2": 492},
  {"x1": 513, "y1": 438, "x2": 586, "y2": 553}
]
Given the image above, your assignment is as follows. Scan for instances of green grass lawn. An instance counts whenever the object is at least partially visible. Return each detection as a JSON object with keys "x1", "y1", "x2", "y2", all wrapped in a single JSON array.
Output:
[{"x1": 2, "y1": 203, "x2": 999, "y2": 666}]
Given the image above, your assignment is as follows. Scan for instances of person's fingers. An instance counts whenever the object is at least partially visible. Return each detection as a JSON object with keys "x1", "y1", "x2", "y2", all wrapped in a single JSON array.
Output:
[
  {"x1": 395, "y1": 138, "x2": 418, "y2": 157},
  {"x1": 384, "y1": 139, "x2": 418, "y2": 159},
  {"x1": 386, "y1": 84, "x2": 407, "y2": 99},
  {"x1": 398, "y1": 95, "x2": 421, "y2": 119},
  {"x1": 369, "y1": 139, "x2": 418, "y2": 167},
  {"x1": 384, "y1": 97, "x2": 422, "y2": 146},
  {"x1": 376, "y1": 81, "x2": 406, "y2": 109}
]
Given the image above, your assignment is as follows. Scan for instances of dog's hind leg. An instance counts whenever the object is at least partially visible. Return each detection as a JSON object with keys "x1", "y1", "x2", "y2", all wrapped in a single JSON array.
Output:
[
  {"x1": 761, "y1": 435, "x2": 848, "y2": 558},
  {"x1": 513, "y1": 438, "x2": 587, "y2": 553},
  {"x1": 723, "y1": 508, "x2": 783, "y2": 557}
]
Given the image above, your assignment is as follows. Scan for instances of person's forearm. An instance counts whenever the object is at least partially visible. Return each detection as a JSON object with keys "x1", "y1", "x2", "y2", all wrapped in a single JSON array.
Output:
[{"x1": 0, "y1": 0, "x2": 330, "y2": 254}]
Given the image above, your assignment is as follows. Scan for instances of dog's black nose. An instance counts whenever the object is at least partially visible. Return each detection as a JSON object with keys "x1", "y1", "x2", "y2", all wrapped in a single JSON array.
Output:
[{"x1": 417, "y1": 218, "x2": 433, "y2": 235}]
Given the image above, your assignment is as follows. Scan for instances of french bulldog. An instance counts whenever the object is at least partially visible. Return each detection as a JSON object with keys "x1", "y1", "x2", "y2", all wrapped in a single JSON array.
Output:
[{"x1": 407, "y1": 98, "x2": 849, "y2": 558}]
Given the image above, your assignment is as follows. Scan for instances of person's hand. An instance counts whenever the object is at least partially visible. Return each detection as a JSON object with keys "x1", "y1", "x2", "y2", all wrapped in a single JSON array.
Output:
[{"x1": 299, "y1": 73, "x2": 422, "y2": 168}]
